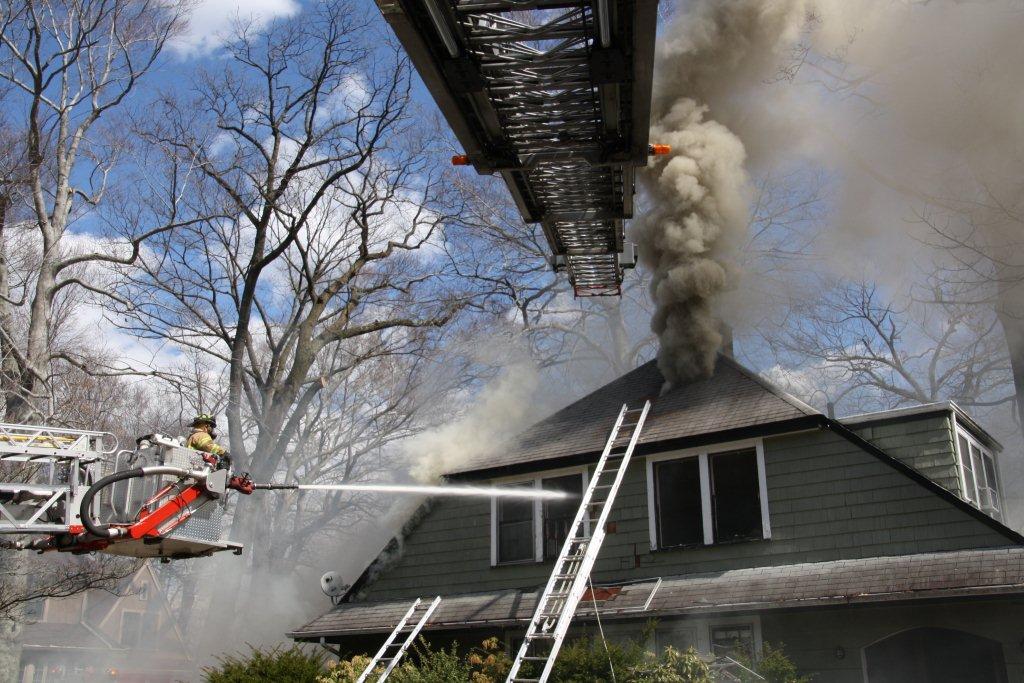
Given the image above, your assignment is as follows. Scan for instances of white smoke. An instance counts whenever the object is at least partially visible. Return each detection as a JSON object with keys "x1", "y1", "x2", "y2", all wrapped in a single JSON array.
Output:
[{"x1": 408, "y1": 362, "x2": 542, "y2": 481}]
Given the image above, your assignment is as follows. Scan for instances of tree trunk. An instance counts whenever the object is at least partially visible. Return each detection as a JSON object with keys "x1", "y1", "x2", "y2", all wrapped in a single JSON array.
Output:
[{"x1": 996, "y1": 306, "x2": 1024, "y2": 432}]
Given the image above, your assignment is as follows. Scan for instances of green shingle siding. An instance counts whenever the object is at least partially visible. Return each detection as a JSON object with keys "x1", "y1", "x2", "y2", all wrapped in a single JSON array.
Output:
[
  {"x1": 362, "y1": 428, "x2": 1008, "y2": 602},
  {"x1": 851, "y1": 414, "x2": 962, "y2": 495}
]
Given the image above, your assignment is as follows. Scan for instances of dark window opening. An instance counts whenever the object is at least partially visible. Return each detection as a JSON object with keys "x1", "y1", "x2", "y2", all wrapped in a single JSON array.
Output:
[
  {"x1": 542, "y1": 474, "x2": 583, "y2": 560},
  {"x1": 655, "y1": 457, "x2": 704, "y2": 547},
  {"x1": 497, "y1": 489, "x2": 534, "y2": 563},
  {"x1": 710, "y1": 449, "x2": 762, "y2": 542}
]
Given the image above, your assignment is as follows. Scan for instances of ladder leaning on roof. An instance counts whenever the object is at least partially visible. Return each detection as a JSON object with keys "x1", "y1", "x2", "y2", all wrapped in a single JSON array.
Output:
[
  {"x1": 506, "y1": 401, "x2": 652, "y2": 683},
  {"x1": 356, "y1": 596, "x2": 441, "y2": 683}
]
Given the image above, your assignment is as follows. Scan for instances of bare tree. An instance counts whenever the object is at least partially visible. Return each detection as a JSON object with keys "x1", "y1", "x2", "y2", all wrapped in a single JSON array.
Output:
[
  {"x1": 0, "y1": 555, "x2": 137, "y2": 624},
  {"x1": 0, "y1": 0, "x2": 186, "y2": 422},
  {"x1": 449, "y1": 173, "x2": 657, "y2": 391},
  {"x1": 762, "y1": 279, "x2": 1013, "y2": 416},
  {"x1": 104, "y1": 2, "x2": 472, "y2": 638}
]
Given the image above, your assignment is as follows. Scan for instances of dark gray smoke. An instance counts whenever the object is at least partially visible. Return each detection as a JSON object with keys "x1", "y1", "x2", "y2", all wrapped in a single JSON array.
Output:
[{"x1": 637, "y1": 0, "x2": 809, "y2": 387}]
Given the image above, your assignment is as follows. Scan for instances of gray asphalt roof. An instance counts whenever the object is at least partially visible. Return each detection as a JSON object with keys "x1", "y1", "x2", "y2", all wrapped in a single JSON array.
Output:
[
  {"x1": 446, "y1": 355, "x2": 817, "y2": 476},
  {"x1": 290, "y1": 547, "x2": 1024, "y2": 639}
]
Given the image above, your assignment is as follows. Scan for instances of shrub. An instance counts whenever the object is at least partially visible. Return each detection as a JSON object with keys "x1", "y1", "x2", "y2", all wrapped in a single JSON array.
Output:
[
  {"x1": 316, "y1": 634, "x2": 809, "y2": 683},
  {"x1": 747, "y1": 643, "x2": 811, "y2": 683},
  {"x1": 203, "y1": 645, "x2": 325, "y2": 683},
  {"x1": 320, "y1": 638, "x2": 511, "y2": 683},
  {"x1": 546, "y1": 635, "x2": 650, "y2": 682}
]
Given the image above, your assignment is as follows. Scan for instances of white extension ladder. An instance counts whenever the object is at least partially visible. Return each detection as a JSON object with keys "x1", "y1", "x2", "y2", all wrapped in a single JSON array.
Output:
[
  {"x1": 356, "y1": 596, "x2": 441, "y2": 683},
  {"x1": 506, "y1": 401, "x2": 652, "y2": 683}
]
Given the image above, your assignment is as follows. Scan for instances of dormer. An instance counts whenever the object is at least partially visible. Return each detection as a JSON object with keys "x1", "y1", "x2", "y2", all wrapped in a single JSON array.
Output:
[{"x1": 842, "y1": 402, "x2": 1004, "y2": 520}]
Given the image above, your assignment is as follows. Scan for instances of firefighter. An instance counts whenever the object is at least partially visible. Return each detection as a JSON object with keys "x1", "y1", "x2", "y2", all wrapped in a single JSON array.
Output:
[
  {"x1": 186, "y1": 414, "x2": 255, "y2": 494},
  {"x1": 186, "y1": 413, "x2": 229, "y2": 470}
]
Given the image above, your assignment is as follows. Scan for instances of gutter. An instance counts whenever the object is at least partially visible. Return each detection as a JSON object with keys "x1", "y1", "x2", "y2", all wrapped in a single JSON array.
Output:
[{"x1": 290, "y1": 582, "x2": 1024, "y2": 641}]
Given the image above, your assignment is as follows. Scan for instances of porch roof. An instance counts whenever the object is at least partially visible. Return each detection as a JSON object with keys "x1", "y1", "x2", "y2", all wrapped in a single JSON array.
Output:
[{"x1": 291, "y1": 547, "x2": 1024, "y2": 639}]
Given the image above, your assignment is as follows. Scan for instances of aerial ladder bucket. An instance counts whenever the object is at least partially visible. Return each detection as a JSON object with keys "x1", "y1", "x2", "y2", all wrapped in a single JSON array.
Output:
[{"x1": 0, "y1": 426, "x2": 242, "y2": 560}]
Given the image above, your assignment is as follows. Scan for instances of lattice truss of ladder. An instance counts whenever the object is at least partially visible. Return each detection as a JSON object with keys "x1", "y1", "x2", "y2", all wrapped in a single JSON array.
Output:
[
  {"x1": 507, "y1": 401, "x2": 651, "y2": 682},
  {"x1": 0, "y1": 423, "x2": 115, "y2": 536},
  {"x1": 376, "y1": 0, "x2": 659, "y2": 296},
  {"x1": 357, "y1": 596, "x2": 442, "y2": 683}
]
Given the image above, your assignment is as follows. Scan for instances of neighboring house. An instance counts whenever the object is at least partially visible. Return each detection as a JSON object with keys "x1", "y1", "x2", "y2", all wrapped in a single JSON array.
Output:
[
  {"x1": 291, "y1": 355, "x2": 1024, "y2": 682},
  {"x1": 18, "y1": 564, "x2": 191, "y2": 683}
]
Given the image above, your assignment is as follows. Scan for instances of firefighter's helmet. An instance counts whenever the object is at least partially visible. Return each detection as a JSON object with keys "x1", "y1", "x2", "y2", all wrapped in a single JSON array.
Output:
[{"x1": 191, "y1": 413, "x2": 217, "y2": 429}]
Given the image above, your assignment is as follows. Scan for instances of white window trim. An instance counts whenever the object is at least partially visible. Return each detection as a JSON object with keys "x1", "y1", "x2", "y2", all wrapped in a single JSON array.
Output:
[
  {"x1": 952, "y1": 414, "x2": 1001, "y2": 517},
  {"x1": 646, "y1": 438, "x2": 771, "y2": 551},
  {"x1": 490, "y1": 465, "x2": 589, "y2": 566}
]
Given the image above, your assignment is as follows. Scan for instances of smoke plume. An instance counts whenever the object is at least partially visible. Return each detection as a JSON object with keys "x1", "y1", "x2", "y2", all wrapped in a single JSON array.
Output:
[
  {"x1": 637, "y1": 0, "x2": 808, "y2": 387},
  {"x1": 408, "y1": 362, "x2": 542, "y2": 481}
]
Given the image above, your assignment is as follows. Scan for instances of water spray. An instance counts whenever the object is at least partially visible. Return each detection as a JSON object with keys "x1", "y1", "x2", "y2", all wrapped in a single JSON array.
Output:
[{"x1": 253, "y1": 482, "x2": 570, "y2": 500}]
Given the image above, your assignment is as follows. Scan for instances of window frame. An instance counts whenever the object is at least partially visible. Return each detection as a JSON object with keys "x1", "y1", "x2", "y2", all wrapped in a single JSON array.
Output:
[
  {"x1": 646, "y1": 439, "x2": 771, "y2": 550},
  {"x1": 952, "y1": 414, "x2": 1002, "y2": 518},
  {"x1": 490, "y1": 466, "x2": 589, "y2": 566},
  {"x1": 708, "y1": 616, "x2": 763, "y2": 659}
]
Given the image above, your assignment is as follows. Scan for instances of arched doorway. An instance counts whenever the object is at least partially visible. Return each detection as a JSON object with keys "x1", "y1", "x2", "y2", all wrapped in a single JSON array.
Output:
[{"x1": 864, "y1": 627, "x2": 1007, "y2": 683}]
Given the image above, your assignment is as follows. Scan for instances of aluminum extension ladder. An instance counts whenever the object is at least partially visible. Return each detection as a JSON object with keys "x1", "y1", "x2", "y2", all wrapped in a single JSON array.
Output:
[
  {"x1": 506, "y1": 401, "x2": 651, "y2": 682},
  {"x1": 356, "y1": 596, "x2": 441, "y2": 683}
]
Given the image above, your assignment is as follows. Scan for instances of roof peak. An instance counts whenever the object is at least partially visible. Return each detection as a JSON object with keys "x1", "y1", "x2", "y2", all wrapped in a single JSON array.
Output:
[{"x1": 446, "y1": 353, "x2": 818, "y2": 476}]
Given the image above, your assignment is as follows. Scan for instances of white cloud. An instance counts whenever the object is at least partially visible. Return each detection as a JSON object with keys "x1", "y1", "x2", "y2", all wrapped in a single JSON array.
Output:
[{"x1": 172, "y1": 0, "x2": 300, "y2": 56}]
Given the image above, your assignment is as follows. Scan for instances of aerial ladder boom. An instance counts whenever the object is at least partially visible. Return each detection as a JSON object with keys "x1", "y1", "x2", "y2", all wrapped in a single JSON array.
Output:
[{"x1": 375, "y1": 0, "x2": 663, "y2": 296}]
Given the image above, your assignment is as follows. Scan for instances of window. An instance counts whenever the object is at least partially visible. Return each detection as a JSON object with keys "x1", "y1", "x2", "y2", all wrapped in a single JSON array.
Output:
[
  {"x1": 542, "y1": 474, "x2": 583, "y2": 559},
  {"x1": 710, "y1": 449, "x2": 763, "y2": 542},
  {"x1": 648, "y1": 441, "x2": 770, "y2": 549},
  {"x1": 654, "y1": 457, "x2": 703, "y2": 547},
  {"x1": 954, "y1": 420, "x2": 1001, "y2": 519},
  {"x1": 496, "y1": 493, "x2": 534, "y2": 564},
  {"x1": 491, "y1": 470, "x2": 587, "y2": 565},
  {"x1": 711, "y1": 623, "x2": 756, "y2": 660}
]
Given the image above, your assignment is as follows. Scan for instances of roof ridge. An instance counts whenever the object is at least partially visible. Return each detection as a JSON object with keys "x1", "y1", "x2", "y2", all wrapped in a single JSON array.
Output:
[{"x1": 717, "y1": 354, "x2": 819, "y2": 417}]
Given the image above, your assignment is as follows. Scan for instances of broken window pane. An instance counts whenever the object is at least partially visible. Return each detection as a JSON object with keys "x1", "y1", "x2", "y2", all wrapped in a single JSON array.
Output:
[
  {"x1": 542, "y1": 474, "x2": 583, "y2": 560},
  {"x1": 497, "y1": 487, "x2": 534, "y2": 563},
  {"x1": 710, "y1": 449, "x2": 762, "y2": 542},
  {"x1": 655, "y1": 457, "x2": 703, "y2": 547}
]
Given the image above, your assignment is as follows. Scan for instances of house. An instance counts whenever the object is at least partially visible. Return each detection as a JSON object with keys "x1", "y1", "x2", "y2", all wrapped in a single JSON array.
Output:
[
  {"x1": 18, "y1": 563, "x2": 192, "y2": 683},
  {"x1": 291, "y1": 355, "x2": 1024, "y2": 682}
]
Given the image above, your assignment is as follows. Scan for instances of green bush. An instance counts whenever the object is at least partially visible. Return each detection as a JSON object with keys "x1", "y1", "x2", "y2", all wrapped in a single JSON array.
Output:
[
  {"x1": 630, "y1": 646, "x2": 713, "y2": 682},
  {"x1": 203, "y1": 645, "x2": 325, "y2": 683},
  {"x1": 744, "y1": 642, "x2": 811, "y2": 683},
  {"x1": 320, "y1": 638, "x2": 510, "y2": 683},
  {"x1": 314, "y1": 634, "x2": 808, "y2": 683}
]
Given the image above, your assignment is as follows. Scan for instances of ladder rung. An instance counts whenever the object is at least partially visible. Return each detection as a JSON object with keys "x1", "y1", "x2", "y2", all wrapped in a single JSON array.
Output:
[
  {"x1": 527, "y1": 632, "x2": 556, "y2": 639},
  {"x1": 523, "y1": 656, "x2": 549, "y2": 661}
]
